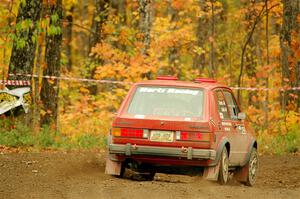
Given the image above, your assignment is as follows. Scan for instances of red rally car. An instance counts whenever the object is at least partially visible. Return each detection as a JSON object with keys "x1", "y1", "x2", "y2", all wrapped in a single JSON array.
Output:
[{"x1": 105, "y1": 76, "x2": 258, "y2": 186}]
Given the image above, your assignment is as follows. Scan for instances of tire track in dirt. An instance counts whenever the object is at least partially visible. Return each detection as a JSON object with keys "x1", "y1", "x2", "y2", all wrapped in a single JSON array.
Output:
[{"x1": 0, "y1": 152, "x2": 299, "y2": 199}]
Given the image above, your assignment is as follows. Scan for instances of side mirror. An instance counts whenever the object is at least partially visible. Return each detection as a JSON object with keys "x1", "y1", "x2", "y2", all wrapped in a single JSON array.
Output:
[{"x1": 238, "y1": 112, "x2": 246, "y2": 120}]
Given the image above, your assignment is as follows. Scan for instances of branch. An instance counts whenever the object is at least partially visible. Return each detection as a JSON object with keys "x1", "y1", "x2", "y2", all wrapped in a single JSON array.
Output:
[
  {"x1": 63, "y1": 20, "x2": 97, "y2": 35},
  {"x1": 237, "y1": 3, "x2": 280, "y2": 101},
  {"x1": 237, "y1": 4, "x2": 266, "y2": 101}
]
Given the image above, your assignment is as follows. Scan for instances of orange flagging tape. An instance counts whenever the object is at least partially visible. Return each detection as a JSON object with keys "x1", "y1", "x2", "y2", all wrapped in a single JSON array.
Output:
[{"x1": 0, "y1": 80, "x2": 31, "y2": 86}]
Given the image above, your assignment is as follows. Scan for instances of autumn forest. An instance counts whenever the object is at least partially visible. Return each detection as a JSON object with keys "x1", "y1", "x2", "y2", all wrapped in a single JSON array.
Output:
[{"x1": 0, "y1": 0, "x2": 299, "y2": 153}]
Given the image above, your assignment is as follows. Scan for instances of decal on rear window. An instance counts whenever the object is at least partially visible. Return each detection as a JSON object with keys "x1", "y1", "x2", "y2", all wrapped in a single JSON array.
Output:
[
  {"x1": 134, "y1": 114, "x2": 145, "y2": 119},
  {"x1": 127, "y1": 86, "x2": 204, "y2": 118},
  {"x1": 139, "y1": 87, "x2": 200, "y2": 96}
]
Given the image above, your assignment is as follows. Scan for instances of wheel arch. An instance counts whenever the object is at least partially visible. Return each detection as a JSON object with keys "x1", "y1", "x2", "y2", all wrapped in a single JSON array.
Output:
[
  {"x1": 225, "y1": 142, "x2": 230, "y2": 157},
  {"x1": 240, "y1": 139, "x2": 258, "y2": 167},
  {"x1": 209, "y1": 138, "x2": 230, "y2": 166},
  {"x1": 253, "y1": 140, "x2": 257, "y2": 150}
]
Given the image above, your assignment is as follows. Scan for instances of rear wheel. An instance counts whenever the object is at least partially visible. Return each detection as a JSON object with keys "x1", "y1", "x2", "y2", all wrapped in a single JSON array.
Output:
[
  {"x1": 244, "y1": 148, "x2": 258, "y2": 186},
  {"x1": 139, "y1": 170, "x2": 156, "y2": 181},
  {"x1": 218, "y1": 147, "x2": 229, "y2": 185}
]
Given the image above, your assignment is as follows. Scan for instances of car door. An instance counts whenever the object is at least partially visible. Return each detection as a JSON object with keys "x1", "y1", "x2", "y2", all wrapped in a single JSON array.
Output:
[
  {"x1": 214, "y1": 90, "x2": 238, "y2": 164},
  {"x1": 222, "y1": 89, "x2": 248, "y2": 165}
]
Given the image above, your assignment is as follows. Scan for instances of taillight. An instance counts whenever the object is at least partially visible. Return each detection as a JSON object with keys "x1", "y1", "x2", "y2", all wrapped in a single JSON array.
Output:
[
  {"x1": 112, "y1": 128, "x2": 121, "y2": 136},
  {"x1": 112, "y1": 128, "x2": 148, "y2": 139},
  {"x1": 176, "y1": 131, "x2": 210, "y2": 142}
]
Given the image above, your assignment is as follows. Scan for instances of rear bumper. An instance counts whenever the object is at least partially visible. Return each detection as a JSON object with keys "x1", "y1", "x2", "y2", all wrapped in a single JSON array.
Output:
[{"x1": 109, "y1": 143, "x2": 216, "y2": 160}]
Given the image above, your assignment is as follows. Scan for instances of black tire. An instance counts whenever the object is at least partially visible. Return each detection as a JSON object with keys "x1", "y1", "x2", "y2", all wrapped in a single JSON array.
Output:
[
  {"x1": 244, "y1": 148, "x2": 258, "y2": 186},
  {"x1": 218, "y1": 147, "x2": 229, "y2": 185},
  {"x1": 143, "y1": 171, "x2": 156, "y2": 181},
  {"x1": 136, "y1": 168, "x2": 156, "y2": 181}
]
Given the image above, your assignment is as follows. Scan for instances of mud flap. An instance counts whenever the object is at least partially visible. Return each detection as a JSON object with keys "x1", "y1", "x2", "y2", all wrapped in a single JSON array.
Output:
[
  {"x1": 203, "y1": 160, "x2": 220, "y2": 181},
  {"x1": 234, "y1": 165, "x2": 248, "y2": 182},
  {"x1": 105, "y1": 157, "x2": 122, "y2": 175}
]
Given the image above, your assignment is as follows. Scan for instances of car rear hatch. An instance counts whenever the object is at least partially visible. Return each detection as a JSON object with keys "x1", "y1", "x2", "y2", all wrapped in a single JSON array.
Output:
[{"x1": 111, "y1": 84, "x2": 213, "y2": 149}]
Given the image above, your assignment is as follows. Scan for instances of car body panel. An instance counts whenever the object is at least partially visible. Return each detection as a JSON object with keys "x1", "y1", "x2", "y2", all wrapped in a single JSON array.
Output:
[
  {"x1": 0, "y1": 87, "x2": 31, "y2": 115},
  {"x1": 106, "y1": 78, "x2": 257, "y2": 176}
]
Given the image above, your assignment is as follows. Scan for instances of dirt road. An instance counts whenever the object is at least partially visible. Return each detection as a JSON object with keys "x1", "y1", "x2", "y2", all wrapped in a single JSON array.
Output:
[{"x1": 0, "y1": 151, "x2": 299, "y2": 199}]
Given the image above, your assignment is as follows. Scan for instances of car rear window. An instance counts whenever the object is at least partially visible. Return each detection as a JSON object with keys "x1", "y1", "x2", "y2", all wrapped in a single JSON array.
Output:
[{"x1": 127, "y1": 86, "x2": 204, "y2": 118}]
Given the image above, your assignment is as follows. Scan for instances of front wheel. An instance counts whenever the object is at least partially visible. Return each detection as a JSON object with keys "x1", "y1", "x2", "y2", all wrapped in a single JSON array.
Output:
[{"x1": 218, "y1": 147, "x2": 229, "y2": 185}]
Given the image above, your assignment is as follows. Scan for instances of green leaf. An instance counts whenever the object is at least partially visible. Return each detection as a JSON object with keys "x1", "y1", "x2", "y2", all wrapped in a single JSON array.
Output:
[{"x1": 51, "y1": 13, "x2": 59, "y2": 24}]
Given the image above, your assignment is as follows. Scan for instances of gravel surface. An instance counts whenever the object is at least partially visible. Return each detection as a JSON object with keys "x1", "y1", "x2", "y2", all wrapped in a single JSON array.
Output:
[{"x1": 0, "y1": 151, "x2": 299, "y2": 199}]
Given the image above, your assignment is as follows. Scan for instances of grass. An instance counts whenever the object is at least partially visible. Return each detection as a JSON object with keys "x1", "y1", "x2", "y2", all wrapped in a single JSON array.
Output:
[
  {"x1": 257, "y1": 126, "x2": 300, "y2": 155},
  {"x1": 0, "y1": 118, "x2": 107, "y2": 150}
]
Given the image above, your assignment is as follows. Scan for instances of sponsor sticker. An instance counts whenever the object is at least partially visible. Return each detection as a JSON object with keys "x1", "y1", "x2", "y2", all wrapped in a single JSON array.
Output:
[
  {"x1": 139, "y1": 87, "x2": 199, "y2": 96},
  {"x1": 134, "y1": 114, "x2": 145, "y2": 119},
  {"x1": 219, "y1": 113, "x2": 224, "y2": 119},
  {"x1": 224, "y1": 127, "x2": 231, "y2": 132},
  {"x1": 184, "y1": 117, "x2": 191, "y2": 121},
  {"x1": 221, "y1": 122, "x2": 232, "y2": 126}
]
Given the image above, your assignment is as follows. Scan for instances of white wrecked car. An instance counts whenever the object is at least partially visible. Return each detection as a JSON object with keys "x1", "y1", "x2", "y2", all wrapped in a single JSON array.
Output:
[{"x1": 0, "y1": 87, "x2": 31, "y2": 115}]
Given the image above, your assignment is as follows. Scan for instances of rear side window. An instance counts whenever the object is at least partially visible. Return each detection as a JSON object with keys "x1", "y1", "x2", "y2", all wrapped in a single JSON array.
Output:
[
  {"x1": 127, "y1": 86, "x2": 204, "y2": 118},
  {"x1": 215, "y1": 91, "x2": 230, "y2": 120},
  {"x1": 223, "y1": 91, "x2": 240, "y2": 120}
]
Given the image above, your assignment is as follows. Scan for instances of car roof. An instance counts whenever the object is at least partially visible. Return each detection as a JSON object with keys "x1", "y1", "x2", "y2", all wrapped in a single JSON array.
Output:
[{"x1": 134, "y1": 80, "x2": 230, "y2": 91}]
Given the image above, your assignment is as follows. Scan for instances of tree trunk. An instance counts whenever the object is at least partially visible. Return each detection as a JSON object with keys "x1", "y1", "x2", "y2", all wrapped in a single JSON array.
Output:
[
  {"x1": 8, "y1": 0, "x2": 42, "y2": 81},
  {"x1": 138, "y1": 0, "x2": 152, "y2": 55},
  {"x1": 88, "y1": 0, "x2": 110, "y2": 95},
  {"x1": 89, "y1": 0, "x2": 110, "y2": 53},
  {"x1": 40, "y1": 0, "x2": 63, "y2": 128},
  {"x1": 168, "y1": 0, "x2": 179, "y2": 72},
  {"x1": 296, "y1": 61, "x2": 300, "y2": 110},
  {"x1": 193, "y1": 0, "x2": 208, "y2": 75},
  {"x1": 74, "y1": 0, "x2": 89, "y2": 59},
  {"x1": 111, "y1": 0, "x2": 127, "y2": 24},
  {"x1": 64, "y1": 6, "x2": 74, "y2": 71},
  {"x1": 32, "y1": 38, "x2": 44, "y2": 133},
  {"x1": 237, "y1": 4, "x2": 266, "y2": 102},
  {"x1": 209, "y1": 0, "x2": 216, "y2": 78},
  {"x1": 264, "y1": 0, "x2": 270, "y2": 130},
  {"x1": 244, "y1": 0, "x2": 260, "y2": 108},
  {"x1": 280, "y1": 0, "x2": 300, "y2": 112}
]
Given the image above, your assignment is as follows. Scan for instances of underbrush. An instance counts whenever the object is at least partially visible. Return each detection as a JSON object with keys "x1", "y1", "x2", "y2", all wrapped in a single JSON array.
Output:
[
  {"x1": 257, "y1": 126, "x2": 300, "y2": 155},
  {"x1": 1, "y1": 112, "x2": 299, "y2": 154},
  {"x1": 0, "y1": 118, "x2": 107, "y2": 150},
  {"x1": 256, "y1": 111, "x2": 300, "y2": 155}
]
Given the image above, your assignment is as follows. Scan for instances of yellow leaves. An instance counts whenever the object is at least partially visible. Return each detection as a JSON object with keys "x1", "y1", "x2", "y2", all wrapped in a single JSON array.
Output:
[
  {"x1": 94, "y1": 64, "x2": 127, "y2": 80},
  {"x1": 62, "y1": 0, "x2": 77, "y2": 11},
  {"x1": 79, "y1": 87, "x2": 89, "y2": 94},
  {"x1": 119, "y1": 27, "x2": 132, "y2": 46},
  {"x1": 47, "y1": 79, "x2": 55, "y2": 85},
  {"x1": 132, "y1": 11, "x2": 139, "y2": 16},
  {"x1": 285, "y1": 111, "x2": 300, "y2": 128},
  {"x1": 90, "y1": 43, "x2": 111, "y2": 59},
  {"x1": 103, "y1": 23, "x2": 114, "y2": 35},
  {"x1": 193, "y1": 46, "x2": 205, "y2": 55},
  {"x1": 251, "y1": 95, "x2": 258, "y2": 103},
  {"x1": 172, "y1": 0, "x2": 185, "y2": 10},
  {"x1": 205, "y1": 1, "x2": 223, "y2": 15},
  {"x1": 40, "y1": 109, "x2": 47, "y2": 117}
]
